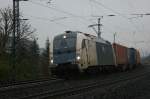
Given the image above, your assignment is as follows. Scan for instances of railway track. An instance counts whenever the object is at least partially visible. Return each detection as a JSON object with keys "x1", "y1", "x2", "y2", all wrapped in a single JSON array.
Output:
[
  {"x1": 0, "y1": 65, "x2": 149, "y2": 99},
  {"x1": 0, "y1": 78, "x2": 64, "y2": 99},
  {"x1": 0, "y1": 78, "x2": 59, "y2": 87},
  {"x1": 21, "y1": 65, "x2": 150, "y2": 99}
]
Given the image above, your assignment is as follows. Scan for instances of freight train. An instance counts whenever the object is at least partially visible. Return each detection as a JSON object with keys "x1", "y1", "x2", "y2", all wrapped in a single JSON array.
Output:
[{"x1": 50, "y1": 31, "x2": 141, "y2": 76}]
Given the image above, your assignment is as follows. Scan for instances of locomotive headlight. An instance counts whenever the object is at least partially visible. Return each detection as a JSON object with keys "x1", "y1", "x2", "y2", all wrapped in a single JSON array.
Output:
[
  {"x1": 63, "y1": 35, "x2": 66, "y2": 39},
  {"x1": 51, "y1": 59, "x2": 53, "y2": 64},
  {"x1": 76, "y1": 56, "x2": 81, "y2": 60}
]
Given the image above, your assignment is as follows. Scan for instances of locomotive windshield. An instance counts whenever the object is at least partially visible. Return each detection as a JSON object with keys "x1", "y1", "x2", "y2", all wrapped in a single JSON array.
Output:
[
  {"x1": 53, "y1": 33, "x2": 77, "y2": 64},
  {"x1": 54, "y1": 37, "x2": 76, "y2": 50}
]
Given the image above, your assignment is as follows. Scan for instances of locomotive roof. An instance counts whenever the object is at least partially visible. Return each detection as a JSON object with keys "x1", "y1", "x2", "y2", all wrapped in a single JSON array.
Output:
[
  {"x1": 54, "y1": 31, "x2": 77, "y2": 39},
  {"x1": 54, "y1": 31, "x2": 111, "y2": 45}
]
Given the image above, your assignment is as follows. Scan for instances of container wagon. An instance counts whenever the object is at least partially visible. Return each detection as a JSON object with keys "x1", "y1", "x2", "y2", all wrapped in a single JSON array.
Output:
[
  {"x1": 136, "y1": 50, "x2": 141, "y2": 65},
  {"x1": 128, "y1": 48, "x2": 137, "y2": 69},
  {"x1": 113, "y1": 43, "x2": 128, "y2": 71}
]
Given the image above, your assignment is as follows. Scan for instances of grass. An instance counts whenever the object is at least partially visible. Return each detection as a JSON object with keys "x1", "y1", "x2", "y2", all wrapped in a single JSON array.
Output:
[
  {"x1": 0, "y1": 54, "x2": 40, "y2": 81},
  {"x1": 0, "y1": 54, "x2": 12, "y2": 80}
]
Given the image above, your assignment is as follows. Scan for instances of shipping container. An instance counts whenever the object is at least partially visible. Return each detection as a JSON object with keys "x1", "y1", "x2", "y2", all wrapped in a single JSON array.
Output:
[
  {"x1": 113, "y1": 43, "x2": 128, "y2": 66},
  {"x1": 128, "y1": 48, "x2": 136, "y2": 65},
  {"x1": 136, "y1": 50, "x2": 141, "y2": 65}
]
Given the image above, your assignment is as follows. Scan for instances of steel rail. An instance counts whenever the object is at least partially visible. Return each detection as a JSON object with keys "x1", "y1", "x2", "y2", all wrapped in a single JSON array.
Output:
[
  {"x1": 0, "y1": 78, "x2": 59, "y2": 87},
  {"x1": 22, "y1": 66, "x2": 150, "y2": 99},
  {"x1": 0, "y1": 78, "x2": 64, "y2": 99}
]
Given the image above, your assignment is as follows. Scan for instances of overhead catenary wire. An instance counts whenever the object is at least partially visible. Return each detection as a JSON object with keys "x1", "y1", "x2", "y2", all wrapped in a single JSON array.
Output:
[
  {"x1": 88, "y1": 0, "x2": 111, "y2": 19},
  {"x1": 89, "y1": 0, "x2": 95, "y2": 17},
  {"x1": 90, "y1": 0, "x2": 141, "y2": 33},
  {"x1": 26, "y1": 0, "x2": 146, "y2": 39},
  {"x1": 89, "y1": 0, "x2": 146, "y2": 46},
  {"x1": 25, "y1": 14, "x2": 86, "y2": 31},
  {"x1": 27, "y1": 0, "x2": 120, "y2": 34},
  {"x1": 29, "y1": 0, "x2": 75, "y2": 17},
  {"x1": 91, "y1": 0, "x2": 128, "y2": 19},
  {"x1": 24, "y1": 14, "x2": 69, "y2": 22},
  {"x1": 28, "y1": 0, "x2": 94, "y2": 25},
  {"x1": 23, "y1": 14, "x2": 73, "y2": 28}
]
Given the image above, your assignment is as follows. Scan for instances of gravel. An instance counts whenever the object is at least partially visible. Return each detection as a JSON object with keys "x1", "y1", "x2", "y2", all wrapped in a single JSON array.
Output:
[
  {"x1": 60, "y1": 65, "x2": 150, "y2": 99},
  {"x1": 104, "y1": 73, "x2": 150, "y2": 99}
]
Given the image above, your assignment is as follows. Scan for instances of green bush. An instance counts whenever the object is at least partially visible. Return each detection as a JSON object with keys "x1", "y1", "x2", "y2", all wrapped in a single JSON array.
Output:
[
  {"x1": 0, "y1": 54, "x2": 11, "y2": 80},
  {"x1": 0, "y1": 53, "x2": 40, "y2": 81}
]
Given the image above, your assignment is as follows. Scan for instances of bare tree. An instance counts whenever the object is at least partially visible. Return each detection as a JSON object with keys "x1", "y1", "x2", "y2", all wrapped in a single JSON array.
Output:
[
  {"x1": 0, "y1": 7, "x2": 38, "y2": 80},
  {"x1": 0, "y1": 7, "x2": 13, "y2": 54},
  {"x1": 0, "y1": 7, "x2": 35, "y2": 54}
]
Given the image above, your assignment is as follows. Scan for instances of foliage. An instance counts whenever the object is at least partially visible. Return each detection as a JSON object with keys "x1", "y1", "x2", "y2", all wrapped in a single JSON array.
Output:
[
  {"x1": 0, "y1": 7, "x2": 40, "y2": 81},
  {"x1": 40, "y1": 38, "x2": 51, "y2": 78},
  {"x1": 14, "y1": 39, "x2": 40, "y2": 80},
  {"x1": 0, "y1": 7, "x2": 13, "y2": 54},
  {"x1": 0, "y1": 53, "x2": 11, "y2": 80}
]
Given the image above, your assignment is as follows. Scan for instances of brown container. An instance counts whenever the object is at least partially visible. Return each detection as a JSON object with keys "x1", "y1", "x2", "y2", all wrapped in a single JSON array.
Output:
[
  {"x1": 136, "y1": 50, "x2": 141, "y2": 65},
  {"x1": 113, "y1": 43, "x2": 128, "y2": 65}
]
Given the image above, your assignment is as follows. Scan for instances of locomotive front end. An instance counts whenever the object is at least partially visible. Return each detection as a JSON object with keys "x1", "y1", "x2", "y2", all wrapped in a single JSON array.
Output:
[{"x1": 51, "y1": 31, "x2": 80, "y2": 76}]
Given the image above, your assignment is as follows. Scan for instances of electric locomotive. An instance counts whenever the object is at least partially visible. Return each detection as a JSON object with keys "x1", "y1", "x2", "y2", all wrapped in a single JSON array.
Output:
[{"x1": 50, "y1": 31, "x2": 116, "y2": 76}]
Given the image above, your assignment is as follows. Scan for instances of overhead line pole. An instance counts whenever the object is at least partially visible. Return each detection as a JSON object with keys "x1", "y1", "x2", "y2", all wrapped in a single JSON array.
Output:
[
  {"x1": 12, "y1": 0, "x2": 28, "y2": 81},
  {"x1": 12, "y1": 0, "x2": 16, "y2": 81},
  {"x1": 12, "y1": 0, "x2": 20, "y2": 81},
  {"x1": 88, "y1": 16, "x2": 104, "y2": 38},
  {"x1": 98, "y1": 18, "x2": 101, "y2": 38}
]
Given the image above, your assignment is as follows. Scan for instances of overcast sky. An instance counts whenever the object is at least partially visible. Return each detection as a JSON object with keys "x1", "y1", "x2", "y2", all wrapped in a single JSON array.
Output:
[{"x1": 0, "y1": 0, "x2": 150, "y2": 57}]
